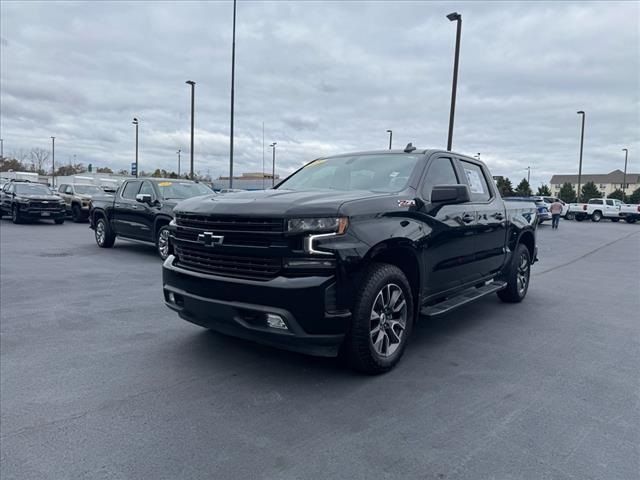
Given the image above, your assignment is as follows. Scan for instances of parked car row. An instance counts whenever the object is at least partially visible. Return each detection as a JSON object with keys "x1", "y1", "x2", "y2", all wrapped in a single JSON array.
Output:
[
  {"x1": 566, "y1": 198, "x2": 640, "y2": 223},
  {"x1": 0, "y1": 180, "x2": 66, "y2": 224}
]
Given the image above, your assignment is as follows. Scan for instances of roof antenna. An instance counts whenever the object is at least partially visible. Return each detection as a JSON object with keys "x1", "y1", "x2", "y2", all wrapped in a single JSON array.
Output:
[{"x1": 404, "y1": 142, "x2": 416, "y2": 153}]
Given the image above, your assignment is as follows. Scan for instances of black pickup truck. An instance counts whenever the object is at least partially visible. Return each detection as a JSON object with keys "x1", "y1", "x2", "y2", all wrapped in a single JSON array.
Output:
[
  {"x1": 163, "y1": 148, "x2": 538, "y2": 373},
  {"x1": 89, "y1": 178, "x2": 213, "y2": 259}
]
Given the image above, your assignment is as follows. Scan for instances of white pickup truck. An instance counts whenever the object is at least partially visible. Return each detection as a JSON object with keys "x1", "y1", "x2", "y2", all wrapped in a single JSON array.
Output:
[
  {"x1": 619, "y1": 203, "x2": 640, "y2": 223},
  {"x1": 567, "y1": 198, "x2": 626, "y2": 222}
]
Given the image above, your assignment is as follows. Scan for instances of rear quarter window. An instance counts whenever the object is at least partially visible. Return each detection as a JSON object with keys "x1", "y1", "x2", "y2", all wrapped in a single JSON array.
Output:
[{"x1": 459, "y1": 160, "x2": 491, "y2": 202}]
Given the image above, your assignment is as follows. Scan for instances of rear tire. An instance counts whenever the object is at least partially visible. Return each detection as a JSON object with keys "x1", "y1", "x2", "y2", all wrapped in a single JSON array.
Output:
[
  {"x1": 54, "y1": 218, "x2": 65, "y2": 225},
  {"x1": 625, "y1": 217, "x2": 637, "y2": 224},
  {"x1": 95, "y1": 216, "x2": 116, "y2": 248},
  {"x1": 591, "y1": 211, "x2": 602, "y2": 222},
  {"x1": 345, "y1": 263, "x2": 414, "y2": 374},
  {"x1": 611, "y1": 218, "x2": 619, "y2": 222},
  {"x1": 497, "y1": 243, "x2": 531, "y2": 304},
  {"x1": 565, "y1": 212, "x2": 575, "y2": 220}
]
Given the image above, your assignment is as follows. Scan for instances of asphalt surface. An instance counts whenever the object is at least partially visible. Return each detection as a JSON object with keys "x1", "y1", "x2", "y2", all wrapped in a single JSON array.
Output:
[{"x1": 1, "y1": 217, "x2": 639, "y2": 480}]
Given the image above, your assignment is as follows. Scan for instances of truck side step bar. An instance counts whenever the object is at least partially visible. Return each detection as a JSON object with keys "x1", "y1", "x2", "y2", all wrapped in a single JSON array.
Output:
[{"x1": 420, "y1": 281, "x2": 507, "y2": 318}]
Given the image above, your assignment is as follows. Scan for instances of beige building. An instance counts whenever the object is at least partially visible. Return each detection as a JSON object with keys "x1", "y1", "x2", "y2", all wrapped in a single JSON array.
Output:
[{"x1": 549, "y1": 170, "x2": 640, "y2": 198}]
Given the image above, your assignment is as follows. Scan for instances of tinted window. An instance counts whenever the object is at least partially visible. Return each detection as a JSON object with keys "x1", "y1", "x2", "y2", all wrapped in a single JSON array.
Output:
[
  {"x1": 15, "y1": 183, "x2": 53, "y2": 195},
  {"x1": 121, "y1": 181, "x2": 141, "y2": 199},
  {"x1": 421, "y1": 157, "x2": 459, "y2": 200},
  {"x1": 155, "y1": 181, "x2": 212, "y2": 200},
  {"x1": 588, "y1": 199, "x2": 602, "y2": 205},
  {"x1": 139, "y1": 181, "x2": 155, "y2": 197},
  {"x1": 58, "y1": 184, "x2": 67, "y2": 193},
  {"x1": 605, "y1": 199, "x2": 614, "y2": 206},
  {"x1": 460, "y1": 161, "x2": 491, "y2": 202}
]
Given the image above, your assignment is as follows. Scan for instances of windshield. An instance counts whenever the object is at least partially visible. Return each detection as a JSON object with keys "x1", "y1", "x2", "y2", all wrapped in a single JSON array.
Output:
[
  {"x1": 74, "y1": 185, "x2": 102, "y2": 195},
  {"x1": 15, "y1": 184, "x2": 53, "y2": 195},
  {"x1": 277, "y1": 154, "x2": 422, "y2": 192},
  {"x1": 156, "y1": 181, "x2": 212, "y2": 200}
]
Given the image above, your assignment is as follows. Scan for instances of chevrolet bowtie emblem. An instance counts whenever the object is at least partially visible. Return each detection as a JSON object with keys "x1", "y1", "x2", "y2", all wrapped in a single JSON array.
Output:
[{"x1": 197, "y1": 232, "x2": 224, "y2": 247}]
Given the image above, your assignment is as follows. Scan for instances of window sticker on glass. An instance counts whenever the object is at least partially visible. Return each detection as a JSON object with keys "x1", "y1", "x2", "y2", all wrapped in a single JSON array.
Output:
[
  {"x1": 464, "y1": 168, "x2": 485, "y2": 194},
  {"x1": 158, "y1": 181, "x2": 173, "y2": 187}
]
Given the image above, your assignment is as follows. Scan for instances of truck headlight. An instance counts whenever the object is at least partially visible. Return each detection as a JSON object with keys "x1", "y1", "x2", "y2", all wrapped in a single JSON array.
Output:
[
  {"x1": 287, "y1": 217, "x2": 348, "y2": 234},
  {"x1": 17, "y1": 198, "x2": 30, "y2": 204}
]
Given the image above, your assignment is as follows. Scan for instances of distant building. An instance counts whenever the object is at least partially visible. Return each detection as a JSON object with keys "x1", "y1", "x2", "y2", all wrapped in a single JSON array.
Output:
[
  {"x1": 549, "y1": 170, "x2": 640, "y2": 197},
  {"x1": 212, "y1": 172, "x2": 281, "y2": 191},
  {"x1": 53, "y1": 172, "x2": 132, "y2": 190}
]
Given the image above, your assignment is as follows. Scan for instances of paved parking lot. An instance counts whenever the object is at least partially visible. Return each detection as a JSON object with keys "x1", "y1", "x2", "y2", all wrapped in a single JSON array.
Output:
[{"x1": 1, "y1": 218, "x2": 639, "y2": 479}]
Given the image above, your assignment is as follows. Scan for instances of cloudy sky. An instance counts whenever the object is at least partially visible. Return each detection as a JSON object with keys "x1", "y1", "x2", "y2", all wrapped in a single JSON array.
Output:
[{"x1": 1, "y1": 1, "x2": 638, "y2": 187}]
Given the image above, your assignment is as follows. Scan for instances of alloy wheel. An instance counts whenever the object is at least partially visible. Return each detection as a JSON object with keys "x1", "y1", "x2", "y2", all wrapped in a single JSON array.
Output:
[
  {"x1": 516, "y1": 252, "x2": 530, "y2": 295},
  {"x1": 157, "y1": 228, "x2": 170, "y2": 259},
  {"x1": 96, "y1": 220, "x2": 106, "y2": 246},
  {"x1": 370, "y1": 283, "x2": 408, "y2": 357}
]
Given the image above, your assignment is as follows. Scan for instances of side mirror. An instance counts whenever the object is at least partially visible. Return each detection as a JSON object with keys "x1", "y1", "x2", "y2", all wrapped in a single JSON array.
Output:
[
  {"x1": 136, "y1": 193, "x2": 152, "y2": 204},
  {"x1": 431, "y1": 185, "x2": 470, "y2": 205}
]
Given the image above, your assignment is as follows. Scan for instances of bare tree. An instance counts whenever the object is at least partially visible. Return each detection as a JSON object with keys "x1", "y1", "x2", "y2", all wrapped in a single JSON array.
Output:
[{"x1": 29, "y1": 148, "x2": 50, "y2": 175}]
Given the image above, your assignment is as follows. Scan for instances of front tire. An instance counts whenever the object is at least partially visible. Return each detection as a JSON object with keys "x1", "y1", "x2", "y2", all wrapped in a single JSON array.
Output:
[
  {"x1": 625, "y1": 217, "x2": 637, "y2": 224},
  {"x1": 95, "y1": 216, "x2": 116, "y2": 248},
  {"x1": 565, "y1": 212, "x2": 575, "y2": 220},
  {"x1": 346, "y1": 263, "x2": 414, "y2": 374},
  {"x1": 12, "y1": 205, "x2": 22, "y2": 224},
  {"x1": 611, "y1": 218, "x2": 619, "y2": 222},
  {"x1": 71, "y1": 204, "x2": 83, "y2": 223},
  {"x1": 156, "y1": 225, "x2": 171, "y2": 260},
  {"x1": 497, "y1": 243, "x2": 531, "y2": 303},
  {"x1": 591, "y1": 211, "x2": 602, "y2": 222},
  {"x1": 54, "y1": 218, "x2": 65, "y2": 225}
]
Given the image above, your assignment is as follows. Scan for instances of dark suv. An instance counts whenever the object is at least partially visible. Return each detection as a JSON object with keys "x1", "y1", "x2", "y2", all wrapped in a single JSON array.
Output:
[
  {"x1": 0, "y1": 181, "x2": 66, "y2": 224},
  {"x1": 162, "y1": 148, "x2": 538, "y2": 373}
]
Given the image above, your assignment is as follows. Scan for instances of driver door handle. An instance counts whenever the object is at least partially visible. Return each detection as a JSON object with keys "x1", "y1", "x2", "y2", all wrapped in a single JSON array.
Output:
[
  {"x1": 494, "y1": 212, "x2": 504, "y2": 220},
  {"x1": 462, "y1": 213, "x2": 475, "y2": 224}
]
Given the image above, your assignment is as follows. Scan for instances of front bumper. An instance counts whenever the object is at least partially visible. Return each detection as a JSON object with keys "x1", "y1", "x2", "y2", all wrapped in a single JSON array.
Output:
[
  {"x1": 162, "y1": 256, "x2": 350, "y2": 357},
  {"x1": 18, "y1": 207, "x2": 65, "y2": 219}
]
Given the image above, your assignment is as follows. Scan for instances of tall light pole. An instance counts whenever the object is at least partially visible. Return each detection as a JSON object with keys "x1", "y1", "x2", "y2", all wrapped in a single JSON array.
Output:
[
  {"x1": 177, "y1": 149, "x2": 182, "y2": 177},
  {"x1": 132, "y1": 117, "x2": 139, "y2": 178},
  {"x1": 446, "y1": 12, "x2": 462, "y2": 151},
  {"x1": 622, "y1": 148, "x2": 629, "y2": 196},
  {"x1": 270, "y1": 142, "x2": 277, "y2": 187},
  {"x1": 576, "y1": 111, "x2": 585, "y2": 202},
  {"x1": 51, "y1": 136, "x2": 55, "y2": 187},
  {"x1": 229, "y1": 0, "x2": 237, "y2": 188},
  {"x1": 0, "y1": 138, "x2": 3, "y2": 159},
  {"x1": 386, "y1": 129, "x2": 393, "y2": 150},
  {"x1": 186, "y1": 80, "x2": 195, "y2": 179},
  {"x1": 526, "y1": 166, "x2": 531, "y2": 184}
]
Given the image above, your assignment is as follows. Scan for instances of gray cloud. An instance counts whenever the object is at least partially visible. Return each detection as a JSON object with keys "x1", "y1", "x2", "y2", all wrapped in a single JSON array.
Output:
[{"x1": 0, "y1": 0, "x2": 638, "y2": 189}]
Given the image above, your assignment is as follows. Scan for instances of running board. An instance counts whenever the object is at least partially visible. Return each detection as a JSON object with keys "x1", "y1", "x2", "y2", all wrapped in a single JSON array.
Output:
[{"x1": 420, "y1": 281, "x2": 507, "y2": 318}]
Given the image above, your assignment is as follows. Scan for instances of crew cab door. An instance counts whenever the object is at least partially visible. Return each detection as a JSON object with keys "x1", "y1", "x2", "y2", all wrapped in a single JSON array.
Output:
[
  {"x1": 131, "y1": 180, "x2": 158, "y2": 241},
  {"x1": 113, "y1": 180, "x2": 142, "y2": 238},
  {"x1": 456, "y1": 158, "x2": 507, "y2": 279},
  {"x1": 417, "y1": 155, "x2": 477, "y2": 296},
  {"x1": 604, "y1": 199, "x2": 620, "y2": 218}
]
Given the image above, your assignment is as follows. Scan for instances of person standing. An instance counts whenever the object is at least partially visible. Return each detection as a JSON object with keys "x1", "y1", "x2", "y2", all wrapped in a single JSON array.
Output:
[{"x1": 550, "y1": 199, "x2": 563, "y2": 229}]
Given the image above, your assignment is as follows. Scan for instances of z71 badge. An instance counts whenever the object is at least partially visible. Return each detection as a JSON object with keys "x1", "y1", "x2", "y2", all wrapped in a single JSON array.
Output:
[{"x1": 397, "y1": 199, "x2": 416, "y2": 208}]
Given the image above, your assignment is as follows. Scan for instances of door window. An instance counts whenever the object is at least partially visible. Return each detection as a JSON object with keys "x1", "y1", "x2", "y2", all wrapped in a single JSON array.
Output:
[
  {"x1": 421, "y1": 157, "x2": 459, "y2": 200},
  {"x1": 605, "y1": 199, "x2": 614, "y2": 206},
  {"x1": 460, "y1": 160, "x2": 491, "y2": 202},
  {"x1": 139, "y1": 181, "x2": 155, "y2": 198},
  {"x1": 121, "y1": 181, "x2": 141, "y2": 199}
]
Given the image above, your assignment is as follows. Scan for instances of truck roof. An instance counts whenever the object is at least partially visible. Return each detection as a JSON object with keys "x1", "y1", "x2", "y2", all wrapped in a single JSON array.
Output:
[{"x1": 322, "y1": 148, "x2": 481, "y2": 163}]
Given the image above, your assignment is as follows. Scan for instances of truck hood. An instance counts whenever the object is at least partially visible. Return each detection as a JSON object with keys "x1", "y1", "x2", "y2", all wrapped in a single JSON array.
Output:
[{"x1": 173, "y1": 189, "x2": 392, "y2": 217}]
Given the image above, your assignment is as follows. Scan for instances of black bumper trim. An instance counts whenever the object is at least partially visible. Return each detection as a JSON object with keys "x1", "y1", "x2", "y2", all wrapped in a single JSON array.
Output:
[{"x1": 163, "y1": 284, "x2": 346, "y2": 357}]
